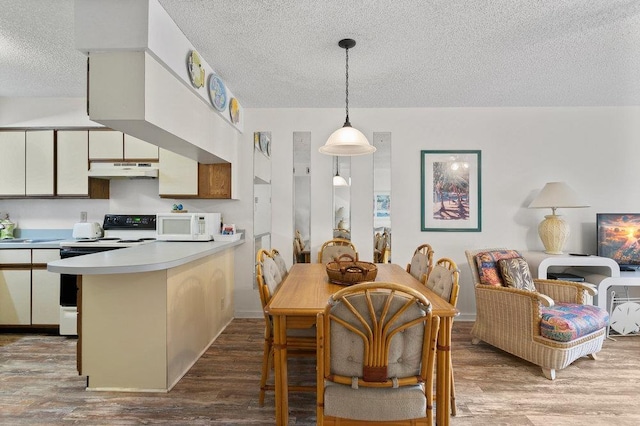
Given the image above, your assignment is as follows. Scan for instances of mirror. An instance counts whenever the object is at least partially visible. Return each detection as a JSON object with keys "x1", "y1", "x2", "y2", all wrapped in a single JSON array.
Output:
[
  {"x1": 333, "y1": 156, "x2": 351, "y2": 240},
  {"x1": 293, "y1": 132, "x2": 311, "y2": 263},
  {"x1": 373, "y1": 132, "x2": 391, "y2": 263},
  {"x1": 254, "y1": 132, "x2": 272, "y2": 284}
]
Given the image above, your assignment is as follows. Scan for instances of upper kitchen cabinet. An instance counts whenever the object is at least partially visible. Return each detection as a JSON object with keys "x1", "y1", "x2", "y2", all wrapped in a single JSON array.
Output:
[
  {"x1": 0, "y1": 131, "x2": 27, "y2": 196},
  {"x1": 158, "y1": 148, "x2": 231, "y2": 199},
  {"x1": 89, "y1": 129, "x2": 123, "y2": 160},
  {"x1": 159, "y1": 148, "x2": 197, "y2": 196},
  {"x1": 58, "y1": 130, "x2": 109, "y2": 199},
  {"x1": 26, "y1": 130, "x2": 55, "y2": 196},
  {"x1": 0, "y1": 130, "x2": 54, "y2": 197},
  {"x1": 89, "y1": 130, "x2": 159, "y2": 161},
  {"x1": 124, "y1": 134, "x2": 159, "y2": 160}
]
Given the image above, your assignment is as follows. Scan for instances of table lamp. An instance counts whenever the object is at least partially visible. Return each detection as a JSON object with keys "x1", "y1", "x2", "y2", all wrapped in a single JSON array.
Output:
[{"x1": 528, "y1": 182, "x2": 589, "y2": 254}]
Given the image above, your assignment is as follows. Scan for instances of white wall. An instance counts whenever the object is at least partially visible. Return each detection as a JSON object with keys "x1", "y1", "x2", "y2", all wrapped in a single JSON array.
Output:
[
  {"x1": 0, "y1": 97, "x2": 97, "y2": 127},
  {"x1": 248, "y1": 106, "x2": 640, "y2": 320},
  {"x1": 3, "y1": 98, "x2": 640, "y2": 320}
]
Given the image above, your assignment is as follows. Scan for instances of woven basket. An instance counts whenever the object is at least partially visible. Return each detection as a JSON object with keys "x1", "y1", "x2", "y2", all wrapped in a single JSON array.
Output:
[{"x1": 326, "y1": 254, "x2": 378, "y2": 286}]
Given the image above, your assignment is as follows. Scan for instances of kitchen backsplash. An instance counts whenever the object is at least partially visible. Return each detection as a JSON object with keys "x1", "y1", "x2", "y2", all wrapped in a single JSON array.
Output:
[{"x1": 0, "y1": 179, "x2": 237, "y2": 230}]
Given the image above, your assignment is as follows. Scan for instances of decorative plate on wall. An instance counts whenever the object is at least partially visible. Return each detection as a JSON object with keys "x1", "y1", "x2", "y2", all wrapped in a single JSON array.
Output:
[
  {"x1": 229, "y1": 98, "x2": 240, "y2": 124},
  {"x1": 259, "y1": 132, "x2": 270, "y2": 157},
  {"x1": 187, "y1": 50, "x2": 205, "y2": 88},
  {"x1": 208, "y1": 73, "x2": 227, "y2": 111}
]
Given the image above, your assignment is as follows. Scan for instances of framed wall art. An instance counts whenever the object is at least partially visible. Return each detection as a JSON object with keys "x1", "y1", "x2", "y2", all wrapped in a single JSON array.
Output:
[{"x1": 420, "y1": 150, "x2": 481, "y2": 232}]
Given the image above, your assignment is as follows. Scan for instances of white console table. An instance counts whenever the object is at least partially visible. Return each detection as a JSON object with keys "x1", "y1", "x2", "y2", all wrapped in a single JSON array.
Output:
[{"x1": 521, "y1": 251, "x2": 640, "y2": 311}]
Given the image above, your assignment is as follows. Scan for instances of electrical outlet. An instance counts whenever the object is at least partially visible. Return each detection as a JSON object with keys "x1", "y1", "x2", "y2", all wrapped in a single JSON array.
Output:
[{"x1": 220, "y1": 297, "x2": 225, "y2": 309}]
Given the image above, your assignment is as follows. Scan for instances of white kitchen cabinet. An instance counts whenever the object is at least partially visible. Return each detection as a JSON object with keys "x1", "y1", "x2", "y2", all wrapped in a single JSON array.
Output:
[
  {"x1": 31, "y1": 249, "x2": 61, "y2": 325},
  {"x1": 25, "y1": 130, "x2": 54, "y2": 196},
  {"x1": 58, "y1": 130, "x2": 109, "y2": 199},
  {"x1": 0, "y1": 130, "x2": 54, "y2": 197},
  {"x1": 0, "y1": 131, "x2": 26, "y2": 196},
  {"x1": 158, "y1": 148, "x2": 198, "y2": 196},
  {"x1": 89, "y1": 129, "x2": 123, "y2": 160},
  {"x1": 0, "y1": 249, "x2": 31, "y2": 325},
  {"x1": 89, "y1": 130, "x2": 159, "y2": 161},
  {"x1": 57, "y1": 130, "x2": 89, "y2": 195},
  {"x1": 158, "y1": 148, "x2": 232, "y2": 198},
  {"x1": 124, "y1": 134, "x2": 159, "y2": 159}
]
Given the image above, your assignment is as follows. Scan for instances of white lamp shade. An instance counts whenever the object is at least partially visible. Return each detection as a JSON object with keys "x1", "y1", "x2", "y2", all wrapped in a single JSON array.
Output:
[
  {"x1": 333, "y1": 174, "x2": 349, "y2": 186},
  {"x1": 528, "y1": 182, "x2": 589, "y2": 209},
  {"x1": 319, "y1": 126, "x2": 376, "y2": 156}
]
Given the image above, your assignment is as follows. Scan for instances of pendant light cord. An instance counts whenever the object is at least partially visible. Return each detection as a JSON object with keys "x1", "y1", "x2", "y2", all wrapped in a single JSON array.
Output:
[{"x1": 344, "y1": 46, "x2": 351, "y2": 127}]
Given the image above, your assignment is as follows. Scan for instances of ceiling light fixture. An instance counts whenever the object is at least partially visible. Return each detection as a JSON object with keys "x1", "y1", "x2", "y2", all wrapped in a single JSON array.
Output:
[
  {"x1": 333, "y1": 157, "x2": 349, "y2": 186},
  {"x1": 319, "y1": 39, "x2": 376, "y2": 156}
]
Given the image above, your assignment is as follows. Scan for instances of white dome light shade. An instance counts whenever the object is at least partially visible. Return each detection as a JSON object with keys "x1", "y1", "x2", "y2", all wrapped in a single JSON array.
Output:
[
  {"x1": 319, "y1": 125, "x2": 376, "y2": 156},
  {"x1": 333, "y1": 174, "x2": 349, "y2": 186},
  {"x1": 320, "y1": 39, "x2": 376, "y2": 156}
]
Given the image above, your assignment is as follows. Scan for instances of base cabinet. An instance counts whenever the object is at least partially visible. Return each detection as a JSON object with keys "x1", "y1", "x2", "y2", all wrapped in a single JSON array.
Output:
[
  {"x1": 32, "y1": 249, "x2": 61, "y2": 325},
  {"x1": 0, "y1": 269, "x2": 31, "y2": 325},
  {"x1": 0, "y1": 249, "x2": 60, "y2": 326},
  {"x1": 81, "y1": 250, "x2": 234, "y2": 391}
]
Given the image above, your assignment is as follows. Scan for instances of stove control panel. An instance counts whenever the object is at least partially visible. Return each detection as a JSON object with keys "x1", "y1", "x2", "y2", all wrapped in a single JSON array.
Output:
[{"x1": 103, "y1": 214, "x2": 157, "y2": 230}]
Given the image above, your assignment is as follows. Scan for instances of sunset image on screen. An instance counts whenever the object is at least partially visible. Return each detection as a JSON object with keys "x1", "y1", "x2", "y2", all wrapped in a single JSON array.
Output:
[{"x1": 599, "y1": 214, "x2": 640, "y2": 265}]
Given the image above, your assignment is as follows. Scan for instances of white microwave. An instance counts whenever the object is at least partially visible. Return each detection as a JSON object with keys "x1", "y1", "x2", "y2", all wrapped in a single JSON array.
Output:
[{"x1": 156, "y1": 213, "x2": 221, "y2": 241}]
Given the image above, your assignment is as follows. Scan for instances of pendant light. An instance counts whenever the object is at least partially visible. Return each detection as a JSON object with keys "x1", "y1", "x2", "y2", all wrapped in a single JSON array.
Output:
[
  {"x1": 319, "y1": 39, "x2": 376, "y2": 156},
  {"x1": 333, "y1": 157, "x2": 349, "y2": 186}
]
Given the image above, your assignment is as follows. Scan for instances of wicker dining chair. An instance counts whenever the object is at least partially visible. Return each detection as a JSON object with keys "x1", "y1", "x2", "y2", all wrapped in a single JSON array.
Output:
[
  {"x1": 316, "y1": 282, "x2": 440, "y2": 425},
  {"x1": 465, "y1": 248, "x2": 609, "y2": 380},
  {"x1": 255, "y1": 248, "x2": 315, "y2": 406},
  {"x1": 318, "y1": 238, "x2": 358, "y2": 264},
  {"x1": 406, "y1": 243, "x2": 435, "y2": 283},
  {"x1": 373, "y1": 231, "x2": 391, "y2": 263},
  {"x1": 424, "y1": 257, "x2": 460, "y2": 416},
  {"x1": 270, "y1": 248, "x2": 288, "y2": 279}
]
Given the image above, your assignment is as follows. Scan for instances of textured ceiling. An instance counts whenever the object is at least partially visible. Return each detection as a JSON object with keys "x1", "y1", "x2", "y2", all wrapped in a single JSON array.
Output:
[{"x1": 1, "y1": 0, "x2": 640, "y2": 108}]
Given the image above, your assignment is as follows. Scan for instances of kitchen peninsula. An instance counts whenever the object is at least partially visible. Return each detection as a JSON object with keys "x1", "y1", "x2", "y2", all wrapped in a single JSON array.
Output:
[{"x1": 48, "y1": 238, "x2": 243, "y2": 392}]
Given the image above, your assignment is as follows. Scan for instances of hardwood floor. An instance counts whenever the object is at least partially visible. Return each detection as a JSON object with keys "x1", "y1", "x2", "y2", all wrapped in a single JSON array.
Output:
[{"x1": 1, "y1": 319, "x2": 639, "y2": 425}]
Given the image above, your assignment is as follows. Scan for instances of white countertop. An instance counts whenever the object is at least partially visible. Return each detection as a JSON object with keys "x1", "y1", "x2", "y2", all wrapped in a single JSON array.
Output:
[
  {"x1": 0, "y1": 239, "x2": 71, "y2": 249},
  {"x1": 47, "y1": 239, "x2": 244, "y2": 275}
]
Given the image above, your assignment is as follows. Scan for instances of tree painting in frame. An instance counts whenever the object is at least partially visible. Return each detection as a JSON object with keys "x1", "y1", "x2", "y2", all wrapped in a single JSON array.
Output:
[
  {"x1": 374, "y1": 192, "x2": 390, "y2": 219},
  {"x1": 421, "y1": 150, "x2": 481, "y2": 232}
]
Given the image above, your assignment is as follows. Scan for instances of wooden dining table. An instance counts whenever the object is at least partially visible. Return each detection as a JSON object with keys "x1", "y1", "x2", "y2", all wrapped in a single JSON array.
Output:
[{"x1": 265, "y1": 262, "x2": 458, "y2": 425}]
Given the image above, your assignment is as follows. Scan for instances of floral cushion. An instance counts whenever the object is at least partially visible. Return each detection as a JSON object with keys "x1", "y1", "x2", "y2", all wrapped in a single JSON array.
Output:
[
  {"x1": 474, "y1": 250, "x2": 522, "y2": 286},
  {"x1": 497, "y1": 258, "x2": 536, "y2": 291},
  {"x1": 540, "y1": 303, "x2": 609, "y2": 342}
]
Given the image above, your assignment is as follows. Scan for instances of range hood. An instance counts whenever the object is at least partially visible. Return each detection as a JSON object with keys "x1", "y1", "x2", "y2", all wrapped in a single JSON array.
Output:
[{"x1": 88, "y1": 162, "x2": 159, "y2": 179}]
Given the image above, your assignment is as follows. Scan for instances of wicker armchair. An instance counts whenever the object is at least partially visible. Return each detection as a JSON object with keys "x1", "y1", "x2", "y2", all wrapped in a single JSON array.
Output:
[
  {"x1": 316, "y1": 282, "x2": 440, "y2": 425},
  {"x1": 465, "y1": 248, "x2": 609, "y2": 380}
]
